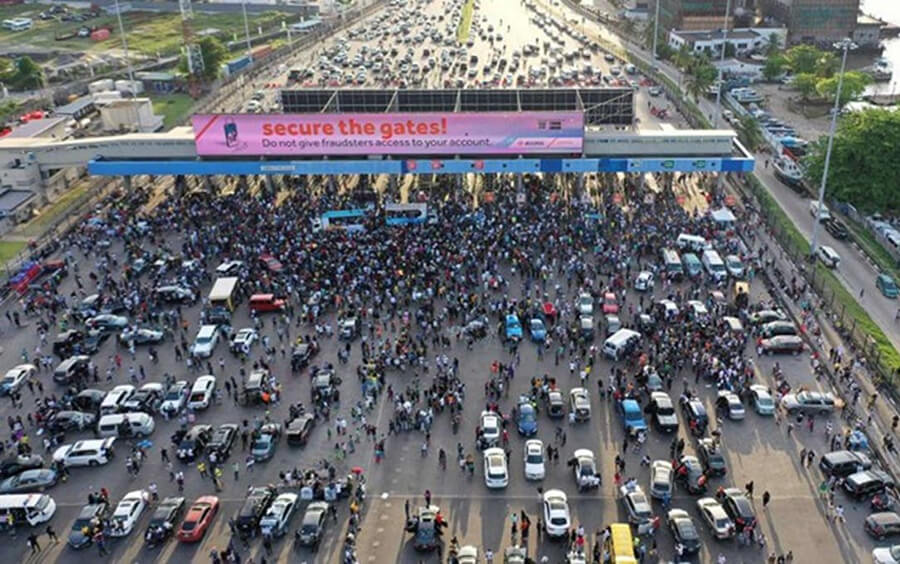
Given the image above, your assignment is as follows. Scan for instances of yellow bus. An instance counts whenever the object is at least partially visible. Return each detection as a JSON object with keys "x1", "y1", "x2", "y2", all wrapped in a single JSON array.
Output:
[{"x1": 605, "y1": 523, "x2": 638, "y2": 564}]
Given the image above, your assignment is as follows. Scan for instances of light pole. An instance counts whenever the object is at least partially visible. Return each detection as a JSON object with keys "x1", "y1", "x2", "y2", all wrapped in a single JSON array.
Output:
[
  {"x1": 242, "y1": 1, "x2": 253, "y2": 61},
  {"x1": 712, "y1": 0, "x2": 732, "y2": 130},
  {"x1": 113, "y1": 0, "x2": 135, "y2": 85},
  {"x1": 652, "y1": 0, "x2": 660, "y2": 60},
  {"x1": 810, "y1": 38, "x2": 856, "y2": 258}
]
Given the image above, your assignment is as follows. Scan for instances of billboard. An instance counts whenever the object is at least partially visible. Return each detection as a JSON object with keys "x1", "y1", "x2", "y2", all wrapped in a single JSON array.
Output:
[{"x1": 191, "y1": 112, "x2": 584, "y2": 156}]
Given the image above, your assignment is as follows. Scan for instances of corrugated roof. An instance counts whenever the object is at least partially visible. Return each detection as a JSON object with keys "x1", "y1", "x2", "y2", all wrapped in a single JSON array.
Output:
[
  {"x1": 55, "y1": 97, "x2": 95, "y2": 115},
  {"x1": 5, "y1": 117, "x2": 67, "y2": 139},
  {"x1": 0, "y1": 189, "x2": 35, "y2": 212}
]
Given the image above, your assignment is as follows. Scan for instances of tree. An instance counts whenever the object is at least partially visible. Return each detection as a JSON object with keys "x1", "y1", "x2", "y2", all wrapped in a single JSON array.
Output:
[
  {"x1": 815, "y1": 51, "x2": 839, "y2": 78},
  {"x1": 178, "y1": 36, "x2": 227, "y2": 82},
  {"x1": 785, "y1": 45, "x2": 822, "y2": 74},
  {"x1": 673, "y1": 44, "x2": 693, "y2": 71},
  {"x1": 815, "y1": 71, "x2": 871, "y2": 107},
  {"x1": 762, "y1": 54, "x2": 786, "y2": 81},
  {"x1": 792, "y1": 72, "x2": 819, "y2": 99},
  {"x1": 0, "y1": 56, "x2": 43, "y2": 90},
  {"x1": 735, "y1": 114, "x2": 765, "y2": 150},
  {"x1": 684, "y1": 60, "x2": 717, "y2": 102},
  {"x1": 765, "y1": 33, "x2": 782, "y2": 57},
  {"x1": 723, "y1": 42, "x2": 736, "y2": 58},
  {"x1": 802, "y1": 109, "x2": 900, "y2": 212}
]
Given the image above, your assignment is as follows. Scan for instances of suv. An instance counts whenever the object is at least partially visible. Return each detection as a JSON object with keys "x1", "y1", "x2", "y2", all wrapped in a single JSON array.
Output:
[
  {"x1": 207, "y1": 424, "x2": 238, "y2": 460},
  {"x1": 53, "y1": 438, "x2": 116, "y2": 467},
  {"x1": 721, "y1": 488, "x2": 756, "y2": 532},
  {"x1": 235, "y1": 486, "x2": 277, "y2": 536},
  {"x1": 176, "y1": 425, "x2": 213, "y2": 462},
  {"x1": 679, "y1": 397, "x2": 708, "y2": 435},
  {"x1": 190, "y1": 325, "x2": 219, "y2": 358},
  {"x1": 844, "y1": 470, "x2": 894, "y2": 500},
  {"x1": 697, "y1": 438, "x2": 727, "y2": 477},
  {"x1": 819, "y1": 450, "x2": 872, "y2": 478}
]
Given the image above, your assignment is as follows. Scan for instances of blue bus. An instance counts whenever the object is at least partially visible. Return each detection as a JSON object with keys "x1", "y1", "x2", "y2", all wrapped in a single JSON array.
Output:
[
  {"x1": 320, "y1": 209, "x2": 368, "y2": 232},
  {"x1": 384, "y1": 203, "x2": 428, "y2": 226}
]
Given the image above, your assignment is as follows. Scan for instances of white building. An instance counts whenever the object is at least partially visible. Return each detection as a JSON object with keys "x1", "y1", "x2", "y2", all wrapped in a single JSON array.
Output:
[
  {"x1": 99, "y1": 99, "x2": 164, "y2": 133},
  {"x1": 668, "y1": 27, "x2": 787, "y2": 56}
]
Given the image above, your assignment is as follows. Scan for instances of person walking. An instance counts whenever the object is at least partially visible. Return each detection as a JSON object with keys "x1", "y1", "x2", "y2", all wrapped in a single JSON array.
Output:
[
  {"x1": 424, "y1": 489, "x2": 432, "y2": 507},
  {"x1": 762, "y1": 491, "x2": 771, "y2": 509},
  {"x1": 27, "y1": 533, "x2": 40, "y2": 553},
  {"x1": 745, "y1": 481, "x2": 754, "y2": 499},
  {"x1": 46, "y1": 525, "x2": 57, "y2": 543}
]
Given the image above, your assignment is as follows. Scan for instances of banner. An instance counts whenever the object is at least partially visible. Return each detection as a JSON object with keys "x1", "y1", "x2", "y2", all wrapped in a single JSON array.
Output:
[{"x1": 191, "y1": 112, "x2": 584, "y2": 156}]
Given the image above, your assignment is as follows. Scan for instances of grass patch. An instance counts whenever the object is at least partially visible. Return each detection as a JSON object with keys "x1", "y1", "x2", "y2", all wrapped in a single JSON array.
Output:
[
  {"x1": 844, "y1": 217, "x2": 900, "y2": 282},
  {"x1": 456, "y1": 0, "x2": 474, "y2": 43},
  {"x1": 151, "y1": 93, "x2": 195, "y2": 130},
  {"x1": 17, "y1": 183, "x2": 91, "y2": 239},
  {"x1": 0, "y1": 241, "x2": 26, "y2": 268}
]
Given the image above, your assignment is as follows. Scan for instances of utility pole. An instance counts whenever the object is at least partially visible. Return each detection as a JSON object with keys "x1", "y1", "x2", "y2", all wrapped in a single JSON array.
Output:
[{"x1": 652, "y1": 0, "x2": 660, "y2": 60}]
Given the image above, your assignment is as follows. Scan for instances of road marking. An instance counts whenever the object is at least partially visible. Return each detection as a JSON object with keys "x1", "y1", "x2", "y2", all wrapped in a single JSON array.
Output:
[{"x1": 367, "y1": 492, "x2": 816, "y2": 501}]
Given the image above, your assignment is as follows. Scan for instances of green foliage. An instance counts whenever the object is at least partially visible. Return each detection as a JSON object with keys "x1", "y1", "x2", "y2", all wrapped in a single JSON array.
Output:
[
  {"x1": 177, "y1": 36, "x2": 227, "y2": 82},
  {"x1": 0, "y1": 56, "x2": 43, "y2": 90},
  {"x1": 802, "y1": 109, "x2": 900, "y2": 213},
  {"x1": 723, "y1": 42, "x2": 736, "y2": 58},
  {"x1": 0, "y1": 99, "x2": 19, "y2": 124},
  {"x1": 684, "y1": 59, "x2": 717, "y2": 102},
  {"x1": 785, "y1": 45, "x2": 821, "y2": 74},
  {"x1": 815, "y1": 71, "x2": 870, "y2": 107},
  {"x1": 765, "y1": 33, "x2": 781, "y2": 56},
  {"x1": 792, "y1": 72, "x2": 819, "y2": 99},
  {"x1": 762, "y1": 54, "x2": 785, "y2": 81},
  {"x1": 736, "y1": 114, "x2": 764, "y2": 150},
  {"x1": 816, "y1": 51, "x2": 839, "y2": 78}
]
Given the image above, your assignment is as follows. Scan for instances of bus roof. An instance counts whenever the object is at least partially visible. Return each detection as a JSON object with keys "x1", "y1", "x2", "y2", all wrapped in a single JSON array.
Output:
[
  {"x1": 608, "y1": 523, "x2": 638, "y2": 563},
  {"x1": 209, "y1": 277, "x2": 238, "y2": 300}
]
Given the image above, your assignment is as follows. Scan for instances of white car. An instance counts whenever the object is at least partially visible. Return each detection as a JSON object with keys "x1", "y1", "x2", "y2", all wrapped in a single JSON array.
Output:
[
  {"x1": 634, "y1": 271, "x2": 654, "y2": 291},
  {"x1": 456, "y1": 545, "x2": 479, "y2": 564},
  {"x1": 686, "y1": 300, "x2": 709, "y2": 319},
  {"x1": 483, "y1": 447, "x2": 509, "y2": 489},
  {"x1": 749, "y1": 385, "x2": 775, "y2": 416},
  {"x1": 109, "y1": 489, "x2": 148, "y2": 536},
  {"x1": 716, "y1": 390, "x2": 746, "y2": 420},
  {"x1": 159, "y1": 380, "x2": 188, "y2": 415},
  {"x1": 523, "y1": 439, "x2": 545, "y2": 480},
  {"x1": 873, "y1": 545, "x2": 900, "y2": 564},
  {"x1": 259, "y1": 492, "x2": 298, "y2": 537},
  {"x1": 817, "y1": 245, "x2": 840, "y2": 268},
  {"x1": 725, "y1": 255, "x2": 744, "y2": 278},
  {"x1": 572, "y1": 448, "x2": 600, "y2": 490},
  {"x1": 216, "y1": 260, "x2": 244, "y2": 275},
  {"x1": 231, "y1": 328, "x2": 259, "y2": 352},
  {"x1": 649, "y1": 459, "x2": 674, "y2": 499},
  {"x1": 542, "y1": 489, "x2": 571, "y2": 538},
  {"x1": 52, "y1": 438, "x2": 116, "y2": 467},
  {"x1": 190, "y1": 325, "x2": 219, "y2": 358},
  {"x1": 619, "y1": 484, "x2": 654, "y2": 526},
  {"x1": 0, "y1": 364, "x2": 35, "y2": 395},
  {"x1": 577, "y1": 293, "x2": 593, "y2": 315},
  {"x1": 480, "y1": 411, "x2": 501, "y2": 447},
  {"x1": 697, "y1": 497, "x2": 734, "y2": 539}
]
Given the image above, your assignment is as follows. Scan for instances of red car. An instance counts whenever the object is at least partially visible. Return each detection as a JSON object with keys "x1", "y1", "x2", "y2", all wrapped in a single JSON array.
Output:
[
  {"x1": 259, "y1": 254, "x2": 284, "y2": 274},
  {"x1": 542, "y1": 302, "x2": 557, "y2": 323},
  {"x1": 249, "y1": 294, "x2": 286, "y2": 313},
  {"x1": 602, "y1": 292, "x2": 619, "y2": 314},
  {"x1": 177, "y1": 496, "x2": 219, "y2": 542}
]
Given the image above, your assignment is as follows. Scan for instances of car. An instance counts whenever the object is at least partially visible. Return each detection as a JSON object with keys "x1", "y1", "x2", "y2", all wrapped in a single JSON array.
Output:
[
  {"x1": 48, "y1": 410, "x2": 97, "y2": 433},
  {"x1": 144, "y1": 496, "x2": 185, "y2": 546},
  {"x1": 844, "y1": 469, "x2": 894, "y2": 499},
  {"x1": 479, "y1": 411, "x2": 501, "y2": 447},
  {"x1": 823, "y1": 217, "x2": 849, "y2": 239},
  {"x1": 119, "y1": 327, "x2": 165, "y2": 345},
  {"x1": 178, "y1": 496, "x2": 219, "y2": 542},
  {"x1": 53, "y1": 330, "x2": 85, "y2": 357},
  {"x1": 724, "y1": 255, "x2": 744, "y2": 278},
  {"x1": 619, "y1": 483, "x2": 654, "y2": 526},
  {"x1": 153, "y1": 285, "x2": 197, "y2": 304},
  {"x1": 286, "y1": 414, "x2": 316, "y2": 446},
  {"x1": 259, "y1": 253, "x2": 283, "y2": 273},
  {"x1": 648, "y1": 86, "x2": 663, "y2": 96},
  {"x1": 569, "y1": 388, "x2": 591, "y2": 421},
  {"x1": 528, "y1": 318, "x2": 547, "y2": 342},
  {"x1": 697, "y1": 438, "x2": 727, "y2": 477},
  {"x1": 780, "y1": 391, "x2": 835, "y2": 415},
  {"x1": 338, "y1": 316, "x2": 360, "y2": 341},
  {"x1": 109, "y1": 489, "x2": 148, "y2": 536},
  {"x1": 817, "y1": 245, "x2": 841, "y2": 268},
  {"x1": 523, "y1": 439, "x2": 545, "y2": 480},
  {"x1": 251, "y1": 423, "x2": 282, "y2": 462},
  {"x1": 123, "y1": 382, "x2": 164, "y2": 413},
  {"x1": 52, "y1": 437, "x2": 116, "y2": 467},
  {"x1": 634, "y1": 271, "x2": 654, "y2": 291},
  {"x1": 68, "y1": 502, "x2": 110, "y2": 549},
  {"x1": 231, "y1": 328, "x2": 259, "y2": 352},
  {"x1": 760, "y1": 320, "x2": 797, "y2": 338},
  {"x1": 648, "y1": 391, "x2": 679, "y2": 433},
  {"x1": 216, "y1": 260, "x2": 244, "y2": 275},
  {"x1": 547, "y1": 390, "x2": 565, "y2": 418},
  {"x1": 721, "y1": 488, "x2": 757, "y2": 532},
  {"x1": 749, "y1": 309, "x2": 786, "y2": 325},
  {"x1": 160, "y1": 380, "x2": 188, "y2": 416},
  {"x1": 667, "y1": 508, "x2": 702, "y2": 554},
  {"x1": 542, "y1": 489, "x2": 571, "y2": 538},
  {"x1": 515, "y1": 399, "x2": 538, "y2": 436},
  {"x1": 208, "y1": 423, "x2": 238, "y2": 460},
  {"x1": 176, "y1": 425, "x2": 212, "y2": 462},
  {"x1": 697, "y1": 497, "x2": 734, "y2": 539},
  {"x1": 0, "y1": 468, "x2": 58, "y2": 493},
  {"x1": 571, "y1": 448, "x2": 601, "y2": 490},
  {"x1": 618, "y1": 398, "x2": 647, "y2": 434},
  {"x1": 483, "y1": 447, "x2": 509, "y2": 489},
  {"x1": 577, "y1": 293, "x2": 593, "y2": 315},
  {"x1": 819, "y1": 450, "x2": 872, "y2": 478},
  {"x1": 542, "y1": 301, "x2": 558, "y2": 322},
  {"x1": 0, "y1": 454, "x2": 43, "y2": 478},
  {"x1": 86, "y1": 314, "x2": 128, "y2": 333},
  {"x1": 602, "y1": 292, "x2": 619, "y2": 314},
  {"x1": 873, "y1": 545, "x2": 900, "y2": 563},
  {"x1": 674, "y1": 455, "x2": 707, "y2": 494},
  {"x1": 650, "y1": 459, "x2": 674, "y2": 499},
  {"x1": 259, "y1": 492, "x2": 298, "y2": 537},
  {"x1": 748, "y1": 385, "x2": 775, "y2": 415},
  {"x1": 760, "y1": 335, "x2": 805, "y2": 355},
  {"x1": 190, "y1": 325, "x2": 219, "y2": 358},
  {"x1": 0, "y1": 364, "x2": 35, "y2": 395},
  {"x1": 295, "y1": 501, "x2": 328, "y2": 547},
  {"x1": 866, "y1": 512, "x2": 900, "y2": 540},
  {"x1": 504, "y1": 314, "x2": 523, "y2": 342},
  {"x1": 715, "y1": 391, "x2": 745, "y2": 420},
  {"x1": 877, "y1": 274, "x2": 899, "y2": 299}
]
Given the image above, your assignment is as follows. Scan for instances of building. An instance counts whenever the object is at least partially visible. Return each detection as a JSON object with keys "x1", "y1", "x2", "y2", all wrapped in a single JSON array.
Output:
[
  {"x1": 853, "y1": 14, "x2": 884, "y2": 49},
  {"x1": 668, "y1": 27, "x2": 787, "y2": 56},
  {"x1": 659, "y1": 0, "x2": 734, "y2": 32},
  {"x1": 99, "y1": 99, "x2": 164, "y2": 133},
  {"x1": 0, "y1": 188, "x2": 36, "y2": 226},
  {"x1": 2, "y1": 118, "x2": 68, "y2": 141},
  {"x1": 759, "y1": 0, "x2": 859, "y2": 45},
  {"x1": 54, "y1": 97, "x2": 97, "y2": 122}
]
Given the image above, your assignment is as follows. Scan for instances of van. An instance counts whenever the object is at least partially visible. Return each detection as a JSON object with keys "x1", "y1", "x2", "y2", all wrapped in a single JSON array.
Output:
[
  {"x1": 603, "y1": 329, "x2": 641, "y2": 361},
  {"x1": 187, "y1": 375, "x2": 216, "y2": 410},
  {"x1": 0, "y1": 494, "x2": 56, "y2": 528},
  {"x1": 97, "y1": 412, "x2": 156, "y2": 438},
  {"x1": 249, "y1": 294, "x2": 286, "y2": 314},
  {"x1": 701, "y1": 250, "x2": 728, "y2": 282},
  {"x1": 676, "y1": 233, "x2": 708, "y2": 253},
  {"x1": 53, "y1": 355, "x2": 89, "y2": 385},
  {"x1": 100, "y1": 385, "x2": 135, "y2": 416},
  {"x1": 681, "y1": 253, "x2": 702, "y2": 277},
  {"x1": 817, "y1": 245, "x2": 840, "y2": 268},
  {"x1": 819, "y1": 450, "x2": 872, "y2": 478},
  {"x1": 661, "y1": 248, "x2": 683, "y2": 279}
]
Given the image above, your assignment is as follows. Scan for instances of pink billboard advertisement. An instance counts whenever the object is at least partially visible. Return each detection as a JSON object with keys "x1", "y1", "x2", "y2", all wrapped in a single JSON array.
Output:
[{"x1": 191, "y1": 112, "x2": 584, "y2": 156}]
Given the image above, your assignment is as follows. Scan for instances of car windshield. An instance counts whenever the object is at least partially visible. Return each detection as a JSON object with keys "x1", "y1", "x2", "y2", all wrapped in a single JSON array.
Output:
[
  {"x1": 180, "y1": 519, "x2": 197, "y2": 531},
  {"x1": 164, "y1": 389, "x2": 182, "y2": 401},
  {"x1": 715, "y1": 517, "x2": 730, "y2": 528},
  {"x1": 550, "y1": 515, "x2": 567, "y2": 525},
  {"x1": 72, "y1": 517, "x2": 92, "y2": 531},
  {"x1": 656, "y1": 404, "x2": 674, "y2": 415},
  {"x1": 526, "y1": 453, "x2": 542, "y2": 464},
  {"x1": 301, "y1": 523, "x2": 318, "y2": 534}
]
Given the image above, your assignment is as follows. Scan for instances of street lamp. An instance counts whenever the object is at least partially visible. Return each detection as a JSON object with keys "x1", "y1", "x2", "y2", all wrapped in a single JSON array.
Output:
[
  {"x1": 113, "y1": 0, "x2": 135, "y2": 85},
  {"x1": 242, "y1": 1, "x2": 253, "y2": 61},
  {"x1": 810, "y1": 38, "x2": 856, "y2": 258},
  {"x1": 712, "y1": 0, "x2": 732, "y2": 129},
  {"x1": 651, "y1": 0, "x2": 660, "y2": 60}
]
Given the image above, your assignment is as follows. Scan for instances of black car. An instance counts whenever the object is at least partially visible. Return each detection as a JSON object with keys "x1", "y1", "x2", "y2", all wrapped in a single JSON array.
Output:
[
  {"x1": 235, "y1": 486, "x2": 277, "y2": 537},
  {"x1": 844, "y1": 470, "x2": 894, "y2": 500},
  {"x1": 69, "y1": 389, "x2": 106, "y2": 414},
  {"x1": 819, "y1": 450, "x2": 872, "y2": 478},
  {"x1": 823, "y1": 218, "x2": 849, "y2": 240},
  {"x1": 207, "y1": 306, "x2": 231, "y2": 325},
  {"x1": 47, "y1": 410, "x2": 96, "y2": 433},
  {"x1": 175, "y1": 425, "x2": 213, "y2": 462},
  {"x1": 666, "y1": 508, "x2": 701, "y2": 554},
  {"x1": 144, "y1": 496, "x2": 185, "y2": 547},
  {"x1": 81, "y1": 330, "x2": 110, "y2": 354},
  {"x1": 721, "y1": 488, "x2": 756, "y2": 532},
  {"x1": 122, "y1": 387, "x2": 163, "y2": 413},
  {"x1": 208, "y1": 424, "x2": 238, "y2": 460},
  {"x1": 295, "y1": 501, "x2": 328, "y2": 548},
  {"x1": 679, "y1": 397, "x2": 708, "y2": 435},
  {"x1": 697, "y1": 438, "x2": 727, "y2": 477},
  {"x1": 286, "y1": 414, "x2": 316, "y2": 446},
  {"x1": 53, "y1": 330, "x2": 84, "y2": 357},
  {"x1": 68, "y1": 502, "x2": 110, "y2": 549},
  {"x1": 0, "y1": 454, "x2": 44, "y2": 478}
]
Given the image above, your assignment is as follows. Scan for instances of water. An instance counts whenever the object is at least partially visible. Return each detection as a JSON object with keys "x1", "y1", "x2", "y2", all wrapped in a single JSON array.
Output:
[{"x1": 862, "y1": 0, "x2": 900, "y2": 93}]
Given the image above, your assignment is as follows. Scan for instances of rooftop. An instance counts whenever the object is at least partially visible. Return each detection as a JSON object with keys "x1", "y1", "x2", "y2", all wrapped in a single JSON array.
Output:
[
  {"x1": 54, "y1": 97, "x2": 95, "y2": 116},
  {"x1": 0, "y1": 189, "x2": 35, "y2": 214},
  {"x1": 4, "y1": 117, "x2": 67, "y2": 139},
  {"x1": 673, "y1": 29, "x2": 760, "y2": 41}
]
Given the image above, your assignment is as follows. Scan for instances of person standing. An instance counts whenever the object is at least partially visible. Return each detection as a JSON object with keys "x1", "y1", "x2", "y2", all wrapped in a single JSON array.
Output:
[
  {"x1": 46, "y1": 525, "x2": 57, "y2": 543},
  {"x1": 27, "y1": 533, "x2": 40, "y2": 553}
]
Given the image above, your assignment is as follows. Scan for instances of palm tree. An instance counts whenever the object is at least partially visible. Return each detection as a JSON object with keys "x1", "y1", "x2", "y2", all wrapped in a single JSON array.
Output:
[
  {"x1": 736, "y1": 115, "x2": 764, "y2": 150},
  {"x1": 673, "y1": 45, "x2": 693, "y2": 71},
  {"x1": 684, "y1": 61, "x2": 717, "y2": 102}
]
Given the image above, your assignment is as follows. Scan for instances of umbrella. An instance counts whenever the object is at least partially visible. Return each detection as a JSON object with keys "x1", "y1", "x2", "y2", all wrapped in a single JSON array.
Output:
[
  {"x1": 351, "y1": 466, "x2": 364, "y2": 475},
  {"x1": 137, "y1": 439, "x2": 153, "y2": 449}
]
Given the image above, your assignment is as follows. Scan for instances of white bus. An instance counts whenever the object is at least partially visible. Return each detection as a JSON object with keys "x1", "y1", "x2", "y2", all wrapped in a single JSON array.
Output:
[
  {"x1": 384, "y1": 203, "x2": 428, "y2": 225},
  {"x1": 0, "y1": 494, "x2": 57, "y2": 528},
  {"x1": 2, "y1": 18, "x2": 33, "y2": 31}
]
